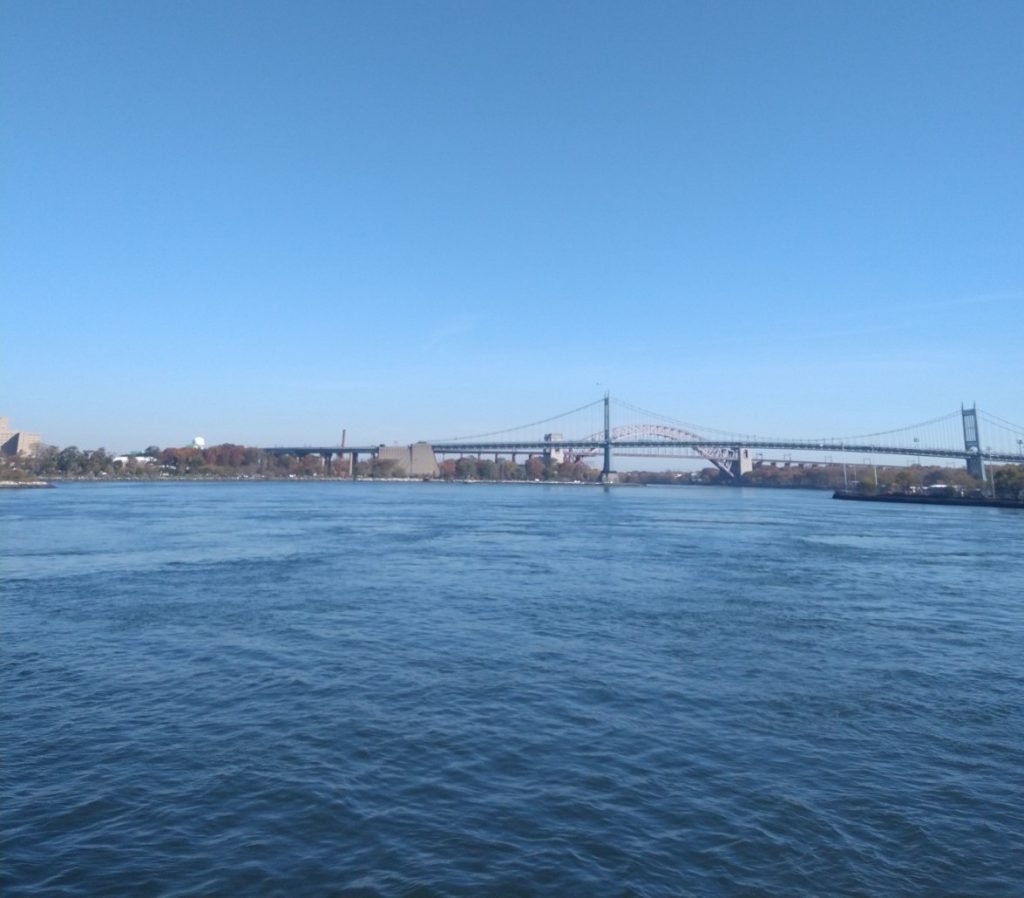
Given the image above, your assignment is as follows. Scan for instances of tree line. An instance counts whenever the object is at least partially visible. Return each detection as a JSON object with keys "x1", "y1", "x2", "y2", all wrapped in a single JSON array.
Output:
[
  {"x1": 4, "y1": 442, "x2": 1022, "y2": 498},
  {"x1": 1, "y1": 443, "x2": 601, "y2": 482}
]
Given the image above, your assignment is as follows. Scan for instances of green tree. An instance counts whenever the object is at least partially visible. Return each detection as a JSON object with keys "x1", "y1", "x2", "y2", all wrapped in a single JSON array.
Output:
[
  {"x1": 891, "y1": 468, "x2": 917, "y2": 491},
  {"x1": 994, "y1": 465, "x2": 1024, "y2": 499},
  {"x1": 476, "y1": 459, "x2": 498, "y2": 480},
  {"x1": 57, "y1": 446, "x2": 81, "y2": 474},
  {"x1": 454, "y1": 457, "x2": 478, "y2": 480},
  {"x1": 84, "y1": 448, "x2": 113, "y2": 476},
  {"x1": 498, "y1": 459, "x2": 522, "y2": 481}
]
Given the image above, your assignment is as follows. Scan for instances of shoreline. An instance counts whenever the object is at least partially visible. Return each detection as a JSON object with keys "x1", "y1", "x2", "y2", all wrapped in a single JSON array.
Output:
[{"x1": 18, "y1": 476, "x2": 636, "y2": 487}]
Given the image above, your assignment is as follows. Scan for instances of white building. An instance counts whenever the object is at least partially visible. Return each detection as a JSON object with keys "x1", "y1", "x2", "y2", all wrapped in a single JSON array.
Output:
[{"x1": 0, "y1": 416, "x2": 41, "y2": 456}]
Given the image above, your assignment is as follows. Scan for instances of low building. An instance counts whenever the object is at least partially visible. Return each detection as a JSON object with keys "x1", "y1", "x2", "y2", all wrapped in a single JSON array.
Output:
[
  {"x1": 113, "y1": 455, "x2": 156, "y2": 467},
  {"x1": 0, "y1": 417, "x2": 41, "y2": 456}
]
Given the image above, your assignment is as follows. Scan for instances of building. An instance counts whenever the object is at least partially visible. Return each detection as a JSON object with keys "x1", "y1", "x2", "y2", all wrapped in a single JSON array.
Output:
[
  {"x1": 0, "y1": 417, "x2": 41, "y2": 456},
  {"x1": 543, "y1": 432, "x2": 564, "y2": 465},
  {"x1": 377, "y1": 442, "x2": 440, "y2": 478}
]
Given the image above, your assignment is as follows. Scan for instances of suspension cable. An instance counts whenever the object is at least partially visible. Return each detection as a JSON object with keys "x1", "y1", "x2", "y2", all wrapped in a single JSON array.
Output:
[
  {"x1": 814, "y1": 411, "x2": 961, "y2": 443},
  {"x1": 978, "y1": 409, "x2": 1024, "y2": 435},
  {"x1": 615, "y1": 397, "x2": 962, "y2": 444},
  {"x1": 429, "y1": 398, "x2": 604, "y2": 443}
]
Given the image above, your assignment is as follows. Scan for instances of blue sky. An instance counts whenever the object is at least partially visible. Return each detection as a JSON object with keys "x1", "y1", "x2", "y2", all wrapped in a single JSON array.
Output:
[{"x1": 2, "y1": 1, "x2": 1021, "y2": 451}]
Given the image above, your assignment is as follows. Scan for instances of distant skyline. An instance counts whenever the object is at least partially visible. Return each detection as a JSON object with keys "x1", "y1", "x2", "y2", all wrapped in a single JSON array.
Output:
[{"x1": 3, "y1": 1, "x2": 1021, "y2": 451}]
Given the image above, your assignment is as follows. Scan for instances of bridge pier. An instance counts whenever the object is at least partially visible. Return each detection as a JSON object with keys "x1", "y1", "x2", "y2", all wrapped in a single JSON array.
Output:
[{"x1": 735, "y1": 448, "x2": 753, "y2": 476}]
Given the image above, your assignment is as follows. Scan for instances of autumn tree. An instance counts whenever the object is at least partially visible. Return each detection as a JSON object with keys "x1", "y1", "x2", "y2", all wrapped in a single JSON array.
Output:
[{"x1": 371, "y1": 458, "x2": 404, "y2": 478}]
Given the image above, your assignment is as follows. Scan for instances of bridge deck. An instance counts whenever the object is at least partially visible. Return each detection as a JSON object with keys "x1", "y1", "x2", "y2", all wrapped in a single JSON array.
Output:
[{"x1": 261, "y1": 440, "x2": 1021, "y2": 464}]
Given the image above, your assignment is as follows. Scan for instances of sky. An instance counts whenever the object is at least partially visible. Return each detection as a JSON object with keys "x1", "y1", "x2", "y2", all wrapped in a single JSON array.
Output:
[{"x1": 2, "y1": 0, "x2": 1022, "y2": 451}]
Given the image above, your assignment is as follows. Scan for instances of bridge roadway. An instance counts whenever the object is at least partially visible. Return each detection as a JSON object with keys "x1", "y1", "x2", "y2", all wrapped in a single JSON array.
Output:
[
  {"x1": 263, "y1": 440, "x2": 1022, "y2": 464},
  {"x1": 433, "y1": 440, "x2": 1021, "y2": 463}
]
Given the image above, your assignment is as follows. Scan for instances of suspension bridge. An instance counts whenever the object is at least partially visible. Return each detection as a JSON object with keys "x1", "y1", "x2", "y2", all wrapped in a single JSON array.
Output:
[{"x1": 263, "y1": 397, "x2": 1024, "y2": 481}]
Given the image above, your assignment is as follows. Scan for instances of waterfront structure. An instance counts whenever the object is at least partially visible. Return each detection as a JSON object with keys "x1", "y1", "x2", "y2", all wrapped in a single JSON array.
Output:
[
  {"x1": 0, "y1": 417, "x2": 41, "y2": 456},
  {"x1": 377, "y1": 442, "x2": 440, "y2": 478},
  {"x1": 260, "y1": 397, "x2": 1022, "y2": 479},
  {"x1": 544, "y1": 433, "x2": 565, "y2": 465}
]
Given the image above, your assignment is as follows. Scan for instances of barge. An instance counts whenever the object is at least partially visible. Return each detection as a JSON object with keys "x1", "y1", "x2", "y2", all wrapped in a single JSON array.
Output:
[{"x1": 832, "y1": 490, "x2": 1024, "y2": 509}]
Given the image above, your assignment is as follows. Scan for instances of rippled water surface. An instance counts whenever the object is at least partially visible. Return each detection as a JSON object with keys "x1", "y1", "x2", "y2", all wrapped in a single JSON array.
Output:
[{"x1": 3, "y1": 482, "x2": 1023, "y2": 897}]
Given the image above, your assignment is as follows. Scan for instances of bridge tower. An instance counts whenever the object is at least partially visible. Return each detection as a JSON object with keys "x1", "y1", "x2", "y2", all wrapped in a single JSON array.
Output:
[
  {"x1": 601, "y1": 393, "x2": 613, "y2": 481},
  {"x1": 962, "y1": 404, "x2": 985, "y2": 481}
]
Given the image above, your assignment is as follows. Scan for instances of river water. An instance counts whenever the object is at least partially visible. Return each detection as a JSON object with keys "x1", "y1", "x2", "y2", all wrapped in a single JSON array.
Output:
[{"x1": 2, "y1": 482, "x2": 1022, "y2": 897}]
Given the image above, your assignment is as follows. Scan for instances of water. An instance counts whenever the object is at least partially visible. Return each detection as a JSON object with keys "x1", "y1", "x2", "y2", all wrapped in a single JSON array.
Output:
[{"x1": 2, "y1": 481, "x2": 1022, "y2": 897}]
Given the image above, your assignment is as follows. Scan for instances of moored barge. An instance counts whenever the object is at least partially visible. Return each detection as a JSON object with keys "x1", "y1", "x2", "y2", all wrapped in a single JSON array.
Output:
[{"x1": 833, "y1": 490, "x2": 1024, "y2": 509}]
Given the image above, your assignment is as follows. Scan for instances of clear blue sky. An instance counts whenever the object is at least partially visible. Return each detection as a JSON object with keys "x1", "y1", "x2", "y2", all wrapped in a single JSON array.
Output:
[{"x1": 2, "y1": 1, "x2": 1021, "y2": 451}]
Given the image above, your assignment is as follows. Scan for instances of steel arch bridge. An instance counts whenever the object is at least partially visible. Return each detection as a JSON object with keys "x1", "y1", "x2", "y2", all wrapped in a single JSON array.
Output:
[{"x1": 563, "y1": 424, "x2": 751, "y2": 477}]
